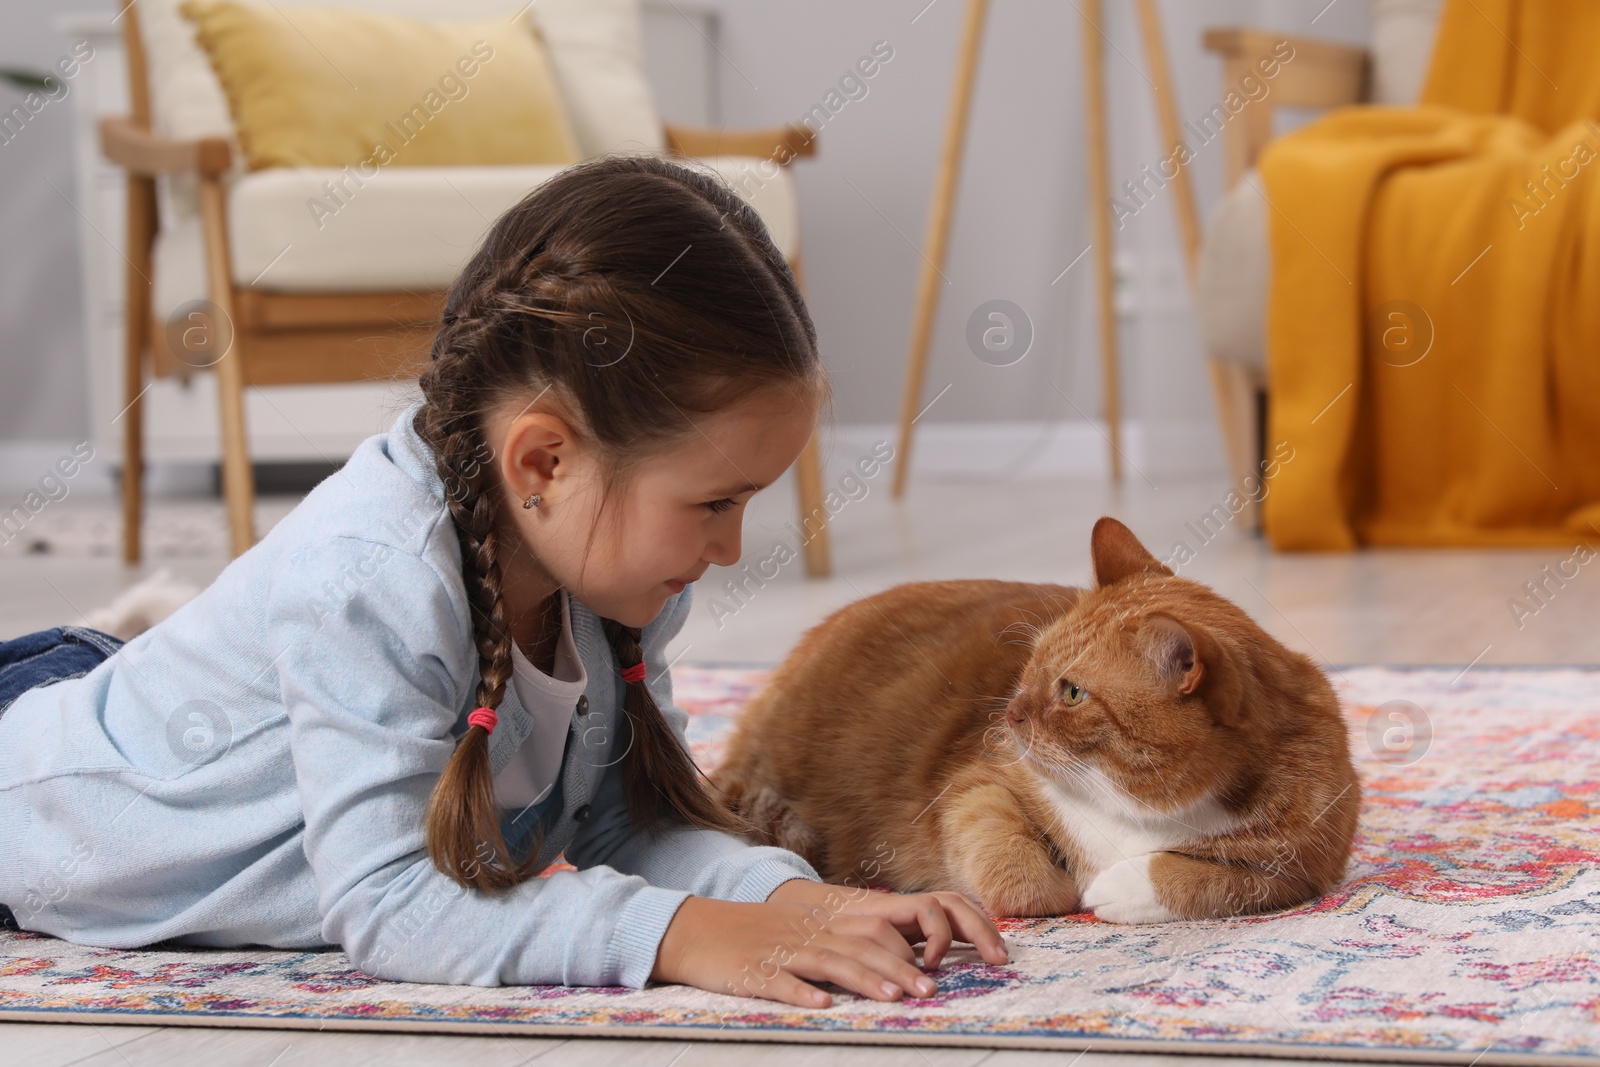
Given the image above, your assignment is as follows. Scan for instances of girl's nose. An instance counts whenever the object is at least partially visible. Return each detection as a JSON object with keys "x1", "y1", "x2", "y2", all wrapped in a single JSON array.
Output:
[{"x1": 704, "y1": 531, "x2": 741, "y2": 567}]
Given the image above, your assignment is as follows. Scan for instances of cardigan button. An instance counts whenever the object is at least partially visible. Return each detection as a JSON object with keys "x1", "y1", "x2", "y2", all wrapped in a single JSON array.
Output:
[
  {"x1": 575, "y1": 695, "x2": 589, "y2": 717},
  {"x1": 573, "y1": 803, "x2": 591, "y2": 823}
]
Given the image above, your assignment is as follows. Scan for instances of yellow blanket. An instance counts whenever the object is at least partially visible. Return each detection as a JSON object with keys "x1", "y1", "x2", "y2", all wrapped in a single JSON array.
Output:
[{"x1": 1259, "y1": 0, "x2": 1600, "y2": 549}]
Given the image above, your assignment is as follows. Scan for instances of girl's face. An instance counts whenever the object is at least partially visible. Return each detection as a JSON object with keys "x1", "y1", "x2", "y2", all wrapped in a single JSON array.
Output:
[{"x1": 491, "y1": 385, "x2": 822, "y2": 629}]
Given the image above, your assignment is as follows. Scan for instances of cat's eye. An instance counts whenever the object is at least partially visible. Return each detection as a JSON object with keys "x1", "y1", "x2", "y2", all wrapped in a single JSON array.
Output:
[{"x1": 1058, "y1": 681, "x2": 1088, "y2": 706}]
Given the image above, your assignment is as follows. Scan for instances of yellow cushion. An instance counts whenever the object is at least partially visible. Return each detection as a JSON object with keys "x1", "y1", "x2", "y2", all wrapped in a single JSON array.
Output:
[{"x1": 178, "y1": 0, "x2": 582, "y2": 171}]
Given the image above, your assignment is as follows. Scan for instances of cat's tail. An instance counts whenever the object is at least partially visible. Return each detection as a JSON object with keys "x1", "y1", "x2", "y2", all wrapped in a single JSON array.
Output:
[{"x1": 711, "y1": 761, "x2": 828, "y2": 872}]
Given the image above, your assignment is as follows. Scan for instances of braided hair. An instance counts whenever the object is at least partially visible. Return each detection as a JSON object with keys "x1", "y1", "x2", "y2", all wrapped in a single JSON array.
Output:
[{"x1": 414, "y1": 153, "x2": 828, "y2": 892}]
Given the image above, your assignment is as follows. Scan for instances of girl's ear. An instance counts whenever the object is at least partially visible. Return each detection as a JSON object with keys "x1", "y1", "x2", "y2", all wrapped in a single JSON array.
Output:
[
  {"x1": 500, "y1": 409, "x2": 573, "y2": 496},
  {"x1": 1141, "y1": 613, "x2": 1245, "y2": 726},
  {"x1": 1091, "y1": 516, "x2": 1173, "y2": 587}
]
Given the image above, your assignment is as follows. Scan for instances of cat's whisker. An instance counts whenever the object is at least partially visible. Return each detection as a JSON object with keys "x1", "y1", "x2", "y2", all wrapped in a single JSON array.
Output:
[
  {"x1": 1010, "y1": 606, "x2": 1045, "y2": 631},
  {"x1": 976, "y1": 698, "x2": 1014, "y2": 722},
  {"x1": 979, "y1": 721, "x2": 1010, "y2": 747},
  {"x1": 998, "y1": 617, "x2": 1040, "y2": 639},
  {"x1": 1055, "y1": 754, "x2": 1164, "y2": 826},
  {"x1": 983, "y1": 720, "x2": 1035, "y2": 769},
  {"x1": 997, "y1": 621, "x2": 1047, "y2": 652},
  {"x1": 1041, "y1": 590, "x2": 1081, "y2": 616}
]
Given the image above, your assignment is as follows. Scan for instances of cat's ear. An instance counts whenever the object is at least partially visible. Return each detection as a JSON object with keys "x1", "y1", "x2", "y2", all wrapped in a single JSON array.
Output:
[
  {"x1": 1142, "y1": 615, "x2": 1205, "y2": 694},
  {"x1": 1091, "y1": 516, "x2": 1174, "y2": 588},
  {"x1": 1141, "y1": 614, "x2": 1245, "y2": 725}
]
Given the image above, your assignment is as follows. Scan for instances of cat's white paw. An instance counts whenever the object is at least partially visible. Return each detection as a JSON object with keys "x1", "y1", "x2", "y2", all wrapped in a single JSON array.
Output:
[{"x1": 1081, "y1": 854, "x2": 1179, "y2": 924}]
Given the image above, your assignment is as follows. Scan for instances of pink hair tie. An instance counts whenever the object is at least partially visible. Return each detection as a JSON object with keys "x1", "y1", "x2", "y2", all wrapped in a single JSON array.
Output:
[
  {"x1": 619, "y1": 661, "x2": 647, "y2": 684},
  {"x1": 467, "y1": 707, "x2": 498, "y2": 734}
]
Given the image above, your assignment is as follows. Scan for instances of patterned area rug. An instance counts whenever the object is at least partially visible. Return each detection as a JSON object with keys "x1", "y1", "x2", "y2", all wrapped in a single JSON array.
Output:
[{"x1": 2, "y1": 665, "x2": 1598, "y2": 1063}]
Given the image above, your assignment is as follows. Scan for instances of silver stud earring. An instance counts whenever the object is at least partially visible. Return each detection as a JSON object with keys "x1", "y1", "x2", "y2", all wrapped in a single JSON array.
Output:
[{"x1": 523, "y1": 493, "x2": 542, "y2": 509}]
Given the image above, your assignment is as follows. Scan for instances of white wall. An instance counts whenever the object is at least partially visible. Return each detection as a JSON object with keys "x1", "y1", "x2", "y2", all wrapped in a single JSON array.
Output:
[
  {"x1": 0, "y1": 0, "x2": 109, "y2": 446},
  {"x1": 0, "y1": 0, "x2": 1371, "y2": 486},
  {"x1": 713, "y1": 0, "x2": 1368, "y2": 481}
]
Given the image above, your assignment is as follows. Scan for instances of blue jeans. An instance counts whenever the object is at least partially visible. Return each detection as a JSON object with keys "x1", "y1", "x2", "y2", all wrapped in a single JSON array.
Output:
[
  {"x1": 0, "y1": 625, "x2": 125, "y2": 931},
  {"x1": 0, "y1": 625, "x2": 125, "y2": 718}
]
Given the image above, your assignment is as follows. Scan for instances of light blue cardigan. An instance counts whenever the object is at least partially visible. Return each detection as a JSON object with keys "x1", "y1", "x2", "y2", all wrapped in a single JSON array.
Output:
[{"x1": 0, "y1": 398, "x2": 819, "y2": 987}]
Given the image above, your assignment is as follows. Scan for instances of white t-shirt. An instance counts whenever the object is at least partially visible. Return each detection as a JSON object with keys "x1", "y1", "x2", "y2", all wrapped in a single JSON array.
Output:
[{"x1": 492, "y1": 588, "x2": 588, "y2": 810}]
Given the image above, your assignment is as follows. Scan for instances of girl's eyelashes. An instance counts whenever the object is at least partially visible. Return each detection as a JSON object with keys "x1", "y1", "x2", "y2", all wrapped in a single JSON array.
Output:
[{"x1": 703, "y1": 497, "x2": 739, "y2": 514}]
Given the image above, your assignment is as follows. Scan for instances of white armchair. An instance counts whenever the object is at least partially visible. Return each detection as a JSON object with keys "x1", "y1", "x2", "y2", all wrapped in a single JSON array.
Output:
[
  {"x1": 102, "y1": 0, "x2": 832, "y2": 574},
  {"x1": 1196, "y1": 0, "x2": 1444, "y2": 529}
]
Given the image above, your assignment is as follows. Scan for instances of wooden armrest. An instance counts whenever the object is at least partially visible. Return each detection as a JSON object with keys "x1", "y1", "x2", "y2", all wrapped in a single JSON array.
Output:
[
  {"x1": 662, "y1": 122, "x2": 817, "y2": 166},
  {"x1": 99, "y1": 115, "x2": 232, "y2": 178},
  {"x1": 1204, "y1": 29, "x2": 1368, "y2": 74},
  {"x1": 1201, "y1": 27, "x2": 1370, "y2": 181}
]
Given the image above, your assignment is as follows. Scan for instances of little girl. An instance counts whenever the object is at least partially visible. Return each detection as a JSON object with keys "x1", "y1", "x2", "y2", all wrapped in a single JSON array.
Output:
[{"x1": 0, "y1": 154, "x2": 1006, "y2": 1007}]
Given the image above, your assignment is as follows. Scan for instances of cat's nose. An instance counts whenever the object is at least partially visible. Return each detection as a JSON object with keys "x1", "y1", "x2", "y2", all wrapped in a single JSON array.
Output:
[{"x1": 1005, "y1": 698, "x2": 1027, "y2": 725}]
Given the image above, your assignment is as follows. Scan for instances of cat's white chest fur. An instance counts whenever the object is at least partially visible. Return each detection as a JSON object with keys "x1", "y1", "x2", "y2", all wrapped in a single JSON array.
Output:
[{"x1": 1038, "y1": 766, "x2": 1236, "y2": 924}]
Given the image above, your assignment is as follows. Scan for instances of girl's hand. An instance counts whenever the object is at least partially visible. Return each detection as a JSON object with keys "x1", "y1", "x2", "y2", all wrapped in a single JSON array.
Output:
[
  {"x1": 766, "y1": 878, "x2": 1009, "y2": 970},
  {"x1": 650, "y1": 893, "x2": 981, "y2": 1008}
]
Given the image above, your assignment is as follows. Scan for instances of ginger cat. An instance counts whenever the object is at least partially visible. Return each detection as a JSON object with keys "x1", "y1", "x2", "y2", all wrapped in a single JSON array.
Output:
[{"x1": 713, "y1": 517, "x2": 1360, "y2": 922}]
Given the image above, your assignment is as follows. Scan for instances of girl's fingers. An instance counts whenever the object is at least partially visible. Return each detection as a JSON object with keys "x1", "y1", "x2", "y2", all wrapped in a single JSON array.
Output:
[
  {"x1": 910, "y1": 897, "x2": 955, "y2": 970},
  {"x1": 792, "y1": 942, "x2": 915, "y2": 1004},
  {"x1": 765, "y1": 970, "x2": 833, "y2": 1009},
  {"x1": 836, "y1": 935, "x2": 938, "y2": 997},
  {"x1": 838, "y1": 915, "x2": 919, "y2": 966},
  {"x1": 934, "y1": 892, "x2": 1010, "y2": 965}
]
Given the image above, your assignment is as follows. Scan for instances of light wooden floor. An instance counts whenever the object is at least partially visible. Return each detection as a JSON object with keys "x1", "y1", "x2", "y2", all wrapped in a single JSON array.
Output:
[
  {"x1": 0, "y1": 1025, "x2": 1421, "y2": 1067},
  {"x1": 3, "y1": 464, "x2": 1595, "y2": 1064}
]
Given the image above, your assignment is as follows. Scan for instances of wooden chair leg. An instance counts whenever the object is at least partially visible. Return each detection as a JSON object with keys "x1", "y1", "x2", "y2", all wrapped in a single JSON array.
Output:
[
  {"x1": 793, "y1": 429, "x2": 831, "y2": 578},
  {"x1": 121, "y1": 174, "x2": 157, "y2": 566},
  {"x1": 215, "y1": 326, "x2": 255, "y2": 559},
  {"x1": 198, "y1": 175, "x2": 256, "y2": 558},
  {"x1": 1082, "y1": 0, "x2": 1123, "y2": 482},
  {"x1": 892, "y1": 0, "x2": 990, "y2": 498},
  {"x1": 1207, "y1": 356, "x2": 1265, "y2": 532},
  {"x1": 787, "y1": 248, "x2": 832, "y2": 577}
]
